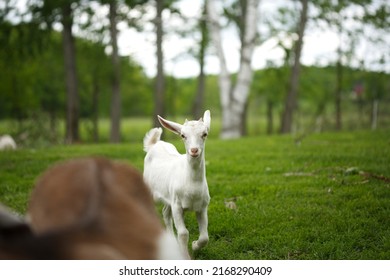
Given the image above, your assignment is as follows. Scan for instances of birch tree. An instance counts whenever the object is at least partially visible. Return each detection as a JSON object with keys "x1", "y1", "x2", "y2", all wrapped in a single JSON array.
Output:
[{"x1": 206, "y1": 0, "x2": 260, "y2": 139}]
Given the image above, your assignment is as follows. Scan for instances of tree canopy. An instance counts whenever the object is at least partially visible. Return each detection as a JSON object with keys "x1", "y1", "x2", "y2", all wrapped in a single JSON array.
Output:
[{"x1": 0, "y1": 0, "x2": 389, "y2": 145}]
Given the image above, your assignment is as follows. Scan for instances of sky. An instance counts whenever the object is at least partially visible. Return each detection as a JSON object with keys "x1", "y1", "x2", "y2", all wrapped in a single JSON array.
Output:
[
  {"x1": 115, "y1": 0, "x2": 389, "y2": 78},
  {"x1": 7, "y1": 0, "x2": 390, "y2": 78}
]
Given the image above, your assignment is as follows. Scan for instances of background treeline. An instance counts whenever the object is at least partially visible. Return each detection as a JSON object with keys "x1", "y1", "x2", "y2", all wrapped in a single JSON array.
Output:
[
  {"x1": 1, "y1": 25, "x2": 388, "y2": 123},
  {"x1": 0, "y1": 23, "x2": 152, "y2": 120},
  {"x1": 0, "y1": 0, "x2": 389, "y2": 146}
]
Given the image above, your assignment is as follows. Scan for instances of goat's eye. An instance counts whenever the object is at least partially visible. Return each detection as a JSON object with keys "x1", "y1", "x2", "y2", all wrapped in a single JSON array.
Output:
[
  {"x1": 180, "y1": 134, "x2": 186, "y2": 140},
  {"x1": 202, "y1": 133, "x2": 208, "y2": 139}
]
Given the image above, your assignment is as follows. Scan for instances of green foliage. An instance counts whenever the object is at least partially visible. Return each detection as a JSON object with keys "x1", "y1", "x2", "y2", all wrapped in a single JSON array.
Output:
[
  {"x1": 363, "y1": 3, "x2": 390, "y2": 29},
  {"x1": 0, "y1": 129, "x2": 389, "y2": 259},
  {"x1": 0, "y1": 21, "x2": 151, "y2": 119},
  {"x1": 249, "y1": 65, "x2": 390, "y2": 133},
  {"x1": 121, "y1": 59, "x2": 153, "y2": 116},
  {"x1": 252, "y1": 65, "x2": 288, "y2": 104},
  {"x1": 0, "y1": 21, "x2": 49, "y2": 119},
  {"x1": 1, "y1": 1, "x2": 389, "y2": 144}
]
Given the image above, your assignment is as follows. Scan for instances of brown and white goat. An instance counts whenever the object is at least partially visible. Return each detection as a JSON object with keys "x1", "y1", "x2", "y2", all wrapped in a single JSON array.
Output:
[{"x1": 0, "y1": 157, "x2": 184, "y2": 259}]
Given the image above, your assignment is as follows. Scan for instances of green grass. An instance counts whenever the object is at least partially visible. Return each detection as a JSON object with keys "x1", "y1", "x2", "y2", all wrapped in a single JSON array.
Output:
[{"x1": 0, "y1": 129, "x2": 389, "y2": 259}]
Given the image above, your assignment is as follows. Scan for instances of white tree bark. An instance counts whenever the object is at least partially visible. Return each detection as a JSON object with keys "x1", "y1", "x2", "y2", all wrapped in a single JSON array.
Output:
[
  {"x1": 206, "y1": 0, "x2": 260, "y2": 139},
  {"x1": 206, "y1": 0, "x2": 231, "y2": 111}
]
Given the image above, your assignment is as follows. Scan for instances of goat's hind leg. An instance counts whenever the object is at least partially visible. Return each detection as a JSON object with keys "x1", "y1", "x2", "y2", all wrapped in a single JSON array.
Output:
[
  {"x1": 192, "y1": 207, "x2": 209, "y2": 251},
  {"x1": 162, "y1": 204, "x2": 174, "y2": 233}
]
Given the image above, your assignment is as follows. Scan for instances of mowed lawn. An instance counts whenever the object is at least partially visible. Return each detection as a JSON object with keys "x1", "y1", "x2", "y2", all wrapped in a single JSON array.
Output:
[{"x1": 0, "y1": 130, "x2": 389, "y2": 259}]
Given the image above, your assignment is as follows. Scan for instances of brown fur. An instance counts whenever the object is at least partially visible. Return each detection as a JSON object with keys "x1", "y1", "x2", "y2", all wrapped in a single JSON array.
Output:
[{"x1": 1, "y1": 157, "x2": 163, "y2": 259}]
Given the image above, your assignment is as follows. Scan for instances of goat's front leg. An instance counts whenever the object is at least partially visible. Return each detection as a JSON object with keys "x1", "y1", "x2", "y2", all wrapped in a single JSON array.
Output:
[
  {"x1": 172, "y1": 203, "x2": 190, "y2": 258},
  {"x1": 192, "y1": 207, "x2": 209, "y2": 251}
]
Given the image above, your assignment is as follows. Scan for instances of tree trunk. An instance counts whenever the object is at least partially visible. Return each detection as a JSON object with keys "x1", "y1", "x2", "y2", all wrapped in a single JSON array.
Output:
[
  {"x1": 192, "y1": 3, "x2": 208, "y2": 119},
  {"x1": 49, "y1": 110, "x2": 57, "y2": 142},
  {"x1": 266, "y1": 99, "x2": 274, "y2": 134},
  {"x1": 153, "y1": 0, "x2": 165, "y2": 127},
  {"x1": 371, "y1": 99, "x2": 378, "y2": 130},
  {"x1": 109, "y1": 0, "x2": 121, "y2": 143},
  {"x1": 280, "y1": 0, "x2": 308, "y2": 134},
  {"x1": 92, "y1": 73, "x2": 99, "y2": 143},
  {"x1": 335, "y1": 40, "x2": 343, "y2": 131},
  {"x1": 206, "y1": 0, "x2": 231, "y2": 135},
  {"x1": 207, "y1": 0, "x2": 259, "y2": 139},
  {"x1": 62, "y1": 3, "x2": 79, "y2": 144},
  {"x1": 192, "y1": 60, "x2": 205, "y2": 119},
  {"x1": 333, "y1": 5, "x2": 347, "y2": 132}
]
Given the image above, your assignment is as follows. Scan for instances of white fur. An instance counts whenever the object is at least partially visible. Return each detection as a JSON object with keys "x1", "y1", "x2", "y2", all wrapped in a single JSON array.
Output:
[
  {"x1": 143, "y1": 110, "x2": 211, "y2": 258},
  {"x1": 0, "y1": 135, "x2": 17, "y2": 150},
  {"x1": 157, "y1": 231, "x2": 187, "y2": 260}
]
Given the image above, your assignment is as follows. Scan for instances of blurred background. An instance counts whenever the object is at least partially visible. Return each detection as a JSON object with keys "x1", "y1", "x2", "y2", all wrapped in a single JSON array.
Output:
[{"x1": 0, "y1": 0, "x2": 389, "y2": 147}]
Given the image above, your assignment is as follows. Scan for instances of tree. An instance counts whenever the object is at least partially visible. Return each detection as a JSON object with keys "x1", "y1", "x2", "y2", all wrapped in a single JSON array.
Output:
[
  {"x1": 252, "y1": 64, "x2": 287, "y2": 134},
  {"x1": 361, "y1": 1, "x2": 390, "y2": 130},
  {"x1": 280, "y1": 0, "x2": 309, "y2": 134},
  {"x1": 192, "y1": 1, "x2": 209, "y2": 119},
  {"x1": 0, "y1": 21, "x2": 45, "y2": 120},
  {"x1": 31, "y1": 0, "x2": 81, "y2": 143},
  {"x1": 108, "y1": 0, "x2": 121, "y2": 143},
  {"x1": 85, "y1": 0, "x2": 149, "y2": 142},
  {"x1": 159, "y1": 0, "x2": 209, "y2": 119},
  {"x1": 75, "y1": 36, "x2": 112, "y2": 143},
  {"x1": 61, "y1": 1, "x2": 80, "y2": 143},
  {"x1": 259, "y1": 5, "x2": 298, "y2": 134},
  {"x1": 207, "y1": 0, "x2": 260, "y2": 139},
  {"x1": 314, "y1": 0, "x2": 380, "y2": 131},
  {"x1": 153, "y1": 0, "x2": 165, "y2": 127}
]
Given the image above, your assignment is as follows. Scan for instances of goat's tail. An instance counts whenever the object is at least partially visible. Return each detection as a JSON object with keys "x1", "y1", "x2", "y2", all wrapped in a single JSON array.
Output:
[{"x1": 143, "y1": 128, "x2": 162, "y2": 152}]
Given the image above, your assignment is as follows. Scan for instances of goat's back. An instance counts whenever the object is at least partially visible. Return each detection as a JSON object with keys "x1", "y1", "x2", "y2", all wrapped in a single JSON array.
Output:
[{"x1": 27, "y1": 157, "x2": 163, "y2": 259}]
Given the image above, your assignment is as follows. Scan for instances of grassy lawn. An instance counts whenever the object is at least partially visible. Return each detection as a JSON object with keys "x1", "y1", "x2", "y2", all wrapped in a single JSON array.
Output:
[{"x1": 0, "y1": 129, "x2": 389, "y2": 259}]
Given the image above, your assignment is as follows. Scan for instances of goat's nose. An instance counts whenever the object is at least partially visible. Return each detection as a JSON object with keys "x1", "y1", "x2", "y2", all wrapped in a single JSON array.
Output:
[{"x1": 191, "y1": 148, "x2": 199, "y2": 154}]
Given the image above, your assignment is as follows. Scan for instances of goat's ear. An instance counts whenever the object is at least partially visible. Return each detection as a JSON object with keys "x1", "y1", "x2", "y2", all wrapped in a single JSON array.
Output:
[
  {"x1": 203, "y1": 110, "x2": 211, "y2": 131},
  {"x1": 158, "y1": 115, "x2": 183, "y2": 135}
]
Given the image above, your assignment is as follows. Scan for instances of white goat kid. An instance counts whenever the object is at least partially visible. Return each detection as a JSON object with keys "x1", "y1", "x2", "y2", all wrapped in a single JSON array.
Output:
[{"x1": 143, "y1": 110, "x2": 211, "y2": 258}]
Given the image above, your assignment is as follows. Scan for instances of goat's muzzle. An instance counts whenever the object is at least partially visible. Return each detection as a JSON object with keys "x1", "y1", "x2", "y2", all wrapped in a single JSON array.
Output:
[{"x1": 189, "y1": 148, "x2": 200, "y2": 158}]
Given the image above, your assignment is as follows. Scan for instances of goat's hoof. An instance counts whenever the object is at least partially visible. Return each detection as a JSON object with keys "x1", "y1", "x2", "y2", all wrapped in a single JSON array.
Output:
[
  {"x1": 192, "y1": 241, "x2": 200, "y2": 251},
  {"x1": 192, "y1": 238, "x2": 208, "y2": 251}
]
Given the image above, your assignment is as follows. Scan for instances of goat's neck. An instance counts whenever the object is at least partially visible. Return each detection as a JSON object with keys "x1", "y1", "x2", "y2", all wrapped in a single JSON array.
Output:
[{"x1": 186, "y1": 153, "x2": 206, "y2": 182}]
